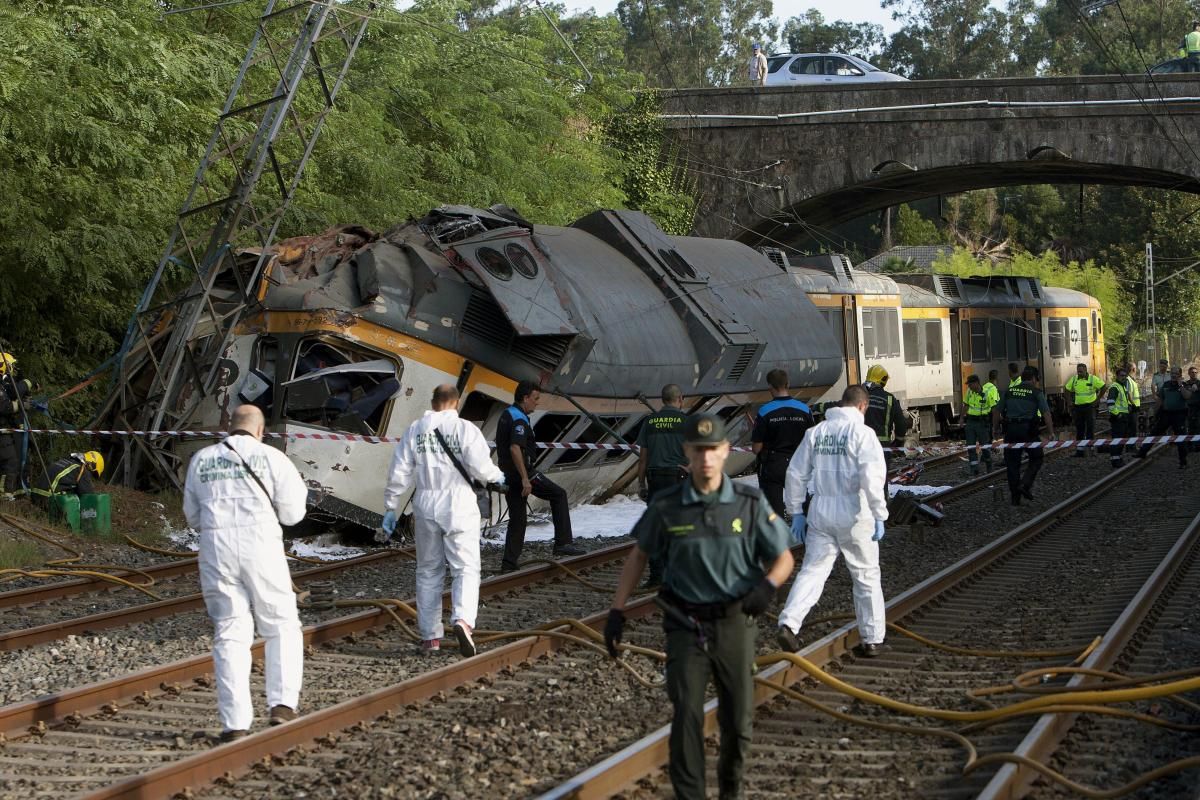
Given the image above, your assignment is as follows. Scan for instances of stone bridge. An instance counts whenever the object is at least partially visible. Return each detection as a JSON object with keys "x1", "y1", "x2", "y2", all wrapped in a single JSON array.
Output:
[{"x1": 660, "y1": 75, "x2": 1200, "y2": 246}]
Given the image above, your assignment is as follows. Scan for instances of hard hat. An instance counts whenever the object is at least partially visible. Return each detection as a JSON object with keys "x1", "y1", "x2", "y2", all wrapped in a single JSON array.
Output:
[
  {"x1": 866, "y1": 365, "x2": 889, "y2": 384},
  {"x1": 0, "y1": 353, "x2": 16, "y2": 375},
  {"x1": 82, "y1": 451, "x2": 104, "y2": 477}
]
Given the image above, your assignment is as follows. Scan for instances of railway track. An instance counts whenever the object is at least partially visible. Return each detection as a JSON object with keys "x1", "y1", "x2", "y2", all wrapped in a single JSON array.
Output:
[
  {"x1": 0, "y1": 543, "x2": 636, "y2": 799},
  {"x1": 541, "y1": 449, "x2": 1200, "y2": 799}
]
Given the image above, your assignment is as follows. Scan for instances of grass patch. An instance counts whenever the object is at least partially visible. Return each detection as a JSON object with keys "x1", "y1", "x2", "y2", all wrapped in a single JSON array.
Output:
[{"x1": 0, "y1": 537, "x2": 41, "y2": 569}]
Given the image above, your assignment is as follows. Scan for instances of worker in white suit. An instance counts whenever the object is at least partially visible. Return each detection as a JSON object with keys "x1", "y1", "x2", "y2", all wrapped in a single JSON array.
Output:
[
  {"x1": 183, "y1": 404, "x2": 308, "y2": 742},
  {"x1": 775, "y1": 384, "x2": 890, "y2": 658},
  {"x1": 379, "y1": 384, "x2": 505, "y2": 658}
]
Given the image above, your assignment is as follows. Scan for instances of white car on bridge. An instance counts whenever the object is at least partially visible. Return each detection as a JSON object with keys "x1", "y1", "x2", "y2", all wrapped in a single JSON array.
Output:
[{"x1": 764, "y1": 53, "x2": 908, "y2": 86}]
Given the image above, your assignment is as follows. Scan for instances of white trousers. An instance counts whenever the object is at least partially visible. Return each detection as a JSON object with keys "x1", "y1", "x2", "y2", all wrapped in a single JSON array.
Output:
[
  {"x1": 777, "y1": 521, "x2": 886, "y2": 645},
  {"x1": 414, "y1": 514, "x2": 482, "y2": 640},
  {"x1": 198, "y1": 526, "x2": 303, "y2": 732}
]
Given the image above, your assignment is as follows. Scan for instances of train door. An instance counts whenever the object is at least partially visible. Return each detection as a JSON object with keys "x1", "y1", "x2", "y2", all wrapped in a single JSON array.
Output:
[
  {"x1": 842, "y1": 295, "x2": 860, "y2": 384},
  {"x1": 948, "y1": 309, "x2": 964, "y2": 407}
]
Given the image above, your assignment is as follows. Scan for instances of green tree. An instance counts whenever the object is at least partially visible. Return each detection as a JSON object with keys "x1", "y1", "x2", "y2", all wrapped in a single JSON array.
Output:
[
  {"x1": 879, "y1": 0, "x2": 1038, "y2": 78},
  {"x1": 1037, "y1": 0, "x2": 1197, "y2": 76},
  {"x1": 780, "y1": 9, "x2": 885, "y2": 58},
  {"x1": 893, "y1": 204, "x2": 944, "y2": 246}
]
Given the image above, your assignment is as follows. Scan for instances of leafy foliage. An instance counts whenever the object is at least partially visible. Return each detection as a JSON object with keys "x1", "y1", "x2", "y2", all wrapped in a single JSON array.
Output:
[{"x1": 781, "y1": 9, "x2": 884, "y2": 57}]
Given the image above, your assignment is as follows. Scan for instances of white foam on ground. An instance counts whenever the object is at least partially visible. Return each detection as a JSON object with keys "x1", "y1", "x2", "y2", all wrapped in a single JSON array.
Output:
[
  {"x1": 889, "y1": 483, "x2": 952, "y2": 497},
  {"x1": 511, "y1": 493, "x2": 648, "y2": 543},
  {"x1": 165, "y1": 524, "x2": 364, "y2": 561}
]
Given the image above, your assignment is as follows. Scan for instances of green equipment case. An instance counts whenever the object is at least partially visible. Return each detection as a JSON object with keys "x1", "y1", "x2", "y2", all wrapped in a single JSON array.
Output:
[{"x1": 80, "y1": 493, "x2": 111, "y2": 535}]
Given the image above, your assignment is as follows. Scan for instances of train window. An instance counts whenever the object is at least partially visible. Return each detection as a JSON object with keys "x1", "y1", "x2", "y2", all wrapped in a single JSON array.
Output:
[
  {"x1": 558, "y1": 415, "x2": 625, "y2": 465},
  {"x1": 1026, "y1": 325, "x2": 1040, "y2": 358},
  {"x1": 970, "y1": 320, "x2": 989, "y2": 362},
  {"x1": 885, "y1": 309, "x2": 900, "y2": 357},
  {"x1": 960, "y1": 320, "x2": 971, "y2": 362},
  {"x1": 1005, "y1": 322, "x2": 1019, "y2": 361},
  {"x1": 476, "y1": 247, "x2": 513, "y2": 281},
  {"x1": 823, "y1": 309, "x2": 845, "y2": 356},
  {"x1": 460, "y1": 390, "x2": 503, "y2": 423},
  {"x1": 1095, "y1": 312, "x2": 1102, "y2": 336},
  {"x1": 990, "y1": 319, "x2": 1006, "y2": 359},
  {"x1": 505, "y1": 243, "x2": 539, "y2": 279},
  {"x1": 862, "y1": 310, "x2": 877, "y2": 358},
  {"x1": 925, "y1": 320, "x2": 943, "y2": 364},
  {"x1": 903, "y1": 321, "x2": 923, "y2": 365},
  {"x1": 1080, "y1": 318, "x2": 1088, "y2": 356},
  {"x1": 1047, "y1": 318, "x2": 1068, "y2": 358}
]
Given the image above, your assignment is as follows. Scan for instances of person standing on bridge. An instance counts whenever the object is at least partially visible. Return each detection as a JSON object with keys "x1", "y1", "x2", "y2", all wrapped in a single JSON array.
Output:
[
  {"x1": 748, "y1": 42, "x2": 768, "y2": 86},
  {"x1": 378, "y1": 384, "x2": 507, "y2": 657},
  {"x1": 605, "y1": 413, "x2": 793, "y2": 800},
  {"x1": 752, "y1": 368, "x2": 815, "y2": 519},
  {"x1": 635, "y1": 383, "x2": 688, "y2": 588},
  {"x1": 183, "y1": 404, "x2": 308, "y2": 742},
  {"x1": 1187, "y1": 21, "x2": 1200, "y2": 72}
]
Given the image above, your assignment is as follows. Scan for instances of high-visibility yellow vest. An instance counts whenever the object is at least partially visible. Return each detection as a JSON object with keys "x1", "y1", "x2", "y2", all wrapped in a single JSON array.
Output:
[
  {"x1": 1187, "y1": 29, "x2": 1200, "y2": 53},
  {"x1": 1126, "y1": 377, "x2": 1141, "y2": 408},
  {"x1": 1008, "y1": 377, "x2": 1021, "y2": 389},
  {"x1": 982, "y1": 382, "x2": 1000, "y2": 408},
  {"x1": 1108, "y1": 382, "x2": 1130, "y2": 416},
  {"x1": 965, "y1": 388, "x2": 989, "y2": 416},
  {"x1": 1065, "y1": 373, "x2": 1105, "y2": 405}
]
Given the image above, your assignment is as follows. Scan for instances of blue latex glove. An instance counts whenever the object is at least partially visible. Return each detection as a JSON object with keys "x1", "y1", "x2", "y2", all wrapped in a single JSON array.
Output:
[
  {"x1": 381, "y1": 509, "x2": 398, "y2": 535},
  {"x1": 789, "y1": 513, "x2": 807, "y2": 545},
  {"x1": 873, "y1": 519, "x2": 886, "y2": 542}
]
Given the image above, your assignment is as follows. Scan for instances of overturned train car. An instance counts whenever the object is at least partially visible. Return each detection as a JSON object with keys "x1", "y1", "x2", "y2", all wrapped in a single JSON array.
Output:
[{"x1": 185, "y1": 206, "x2": 845, "y2": 526}]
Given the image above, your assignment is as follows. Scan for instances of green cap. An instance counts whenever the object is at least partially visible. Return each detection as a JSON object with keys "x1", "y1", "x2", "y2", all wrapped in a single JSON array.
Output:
[{"x1": 683, "y1": 413, "x2": 728, "y2": 445}]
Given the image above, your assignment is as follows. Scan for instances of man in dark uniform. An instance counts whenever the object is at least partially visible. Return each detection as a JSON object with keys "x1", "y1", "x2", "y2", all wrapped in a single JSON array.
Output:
[
  {"x1": 497, "y1": 380, "x2": 582, "y2": 572},
  {"x1": 1136, "y1": 366, "x2": 1192, "y2": 468},
  {"x1": 751, "y1": 368, "x2": 814, "y2": 518},
  {"x1": 604, "y1": 414, "x2": 794, "y2": 800},
  {"x1": 997, "y1": 366, "x2": 1056, "y2": 506},
  {"x1": 0, "y1": 353, "x2": 32, "y2": 498},
  {"x1": 636, "y1": 383, "x2": 688, "y2": 587},
  {"x1": 1184, "y1": 366, "x2": 1200, "y2": 452},
  {"x1": 863, "y1": 365, "x2": 909, "y2": 489}
]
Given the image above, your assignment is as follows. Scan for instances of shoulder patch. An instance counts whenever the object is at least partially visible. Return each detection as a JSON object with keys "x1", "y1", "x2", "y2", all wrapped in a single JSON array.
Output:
[{"x1": 514, "y1": 424, "x2": 525, "y2": 435}]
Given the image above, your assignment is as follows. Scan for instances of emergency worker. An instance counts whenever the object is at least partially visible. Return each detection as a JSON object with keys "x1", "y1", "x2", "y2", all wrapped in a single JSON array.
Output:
[
  {"x1": 636, "y1": 384, "x2": 688, "y2": 588},
  {"x1": 31, "y1": 451, "x2": 103, "y2": 504},
  {"x1": 498, "y1": 381, "x2": 582, "y2": 572},
  {"x1": 1136, "y1": 366, "x2": 1191, "y2": 468},
  {"x1": 1151, "y1": 359, "x2": 1170, "y2": 421},
  {"x1": 997, "y1": 366, "x2": 1055, "y2": 506},
  {"x1": 1187, "y1": 20, "x2": 1200, "y2": 72},
  {"x1": 1105, "y1": 366, "x2": 1134, "y2": 468},
  {"x1": 776, "y1": 384, "x2": 889, "y2": 657},
  {"x1": 604, "y1": 414, "x2": 793, "y2": 800},
  {"x1": 1065, "y1": 363, "x2": 1105, "y2": 456},
  {"x1": 984, "y1": 370, "x2": 1001, "y2": 408},
  {"x1": 751, "y1": 368, "x2": 814, "y2": 518},
  {"x1": 1122, "y1": 363, "x2": 1143, "y2": 431},
  {"x1": 1185, "y1": 367, "x2": 1200, "y2": 450},
  {"x1": 378, "y1": 385, "x2": 506, "y2": 656},
  {"x1": 863, "y1": 365, "x2": 909, "y2": 489},
  {"x1": 963, "y1": 375, "x2": 996, "y2": 475},
  {"x1": 0, "y1": 354, "x2": 32, "y2": 497},
  {"x1": 1007, "y1": 362, "x2": 1022, "y2": 390},
  {"x1": 183, "y1": 405, "x2": 308, "y2": 741}
]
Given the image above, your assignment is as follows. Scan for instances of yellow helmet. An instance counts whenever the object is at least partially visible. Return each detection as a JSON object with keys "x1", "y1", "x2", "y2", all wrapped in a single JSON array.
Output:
[
  {"x1": 866, "y1": 365, "x2": 889, "y2": 384},
  {"x1": 0, "y1": 353, "x2": 15, "y2": 375},
  {"x1": 82, "y1": 451, "x2": 104, "y2": 477}
]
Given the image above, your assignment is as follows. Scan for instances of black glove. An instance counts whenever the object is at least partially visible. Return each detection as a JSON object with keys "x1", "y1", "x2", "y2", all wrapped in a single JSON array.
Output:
[
  {"x1": 637, "y1": 486, "x2": 649, "y2": 502},
  {"x1": 604, "y1": 608, "x2": 626, "y2": 658},
  {"x1": 485, "y1": 481, "x2": 507, "y2": 493},
  {"x1": 741, "y1": 578, "x2": 777, "y2": 616}
]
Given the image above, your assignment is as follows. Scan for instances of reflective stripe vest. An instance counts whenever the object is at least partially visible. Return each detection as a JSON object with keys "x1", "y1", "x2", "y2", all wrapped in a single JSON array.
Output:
[
  {"x1": 1125, "y1": 377, "x2": 1141, "y2": 408},
  {"x1": 982, "y1": 382, "x2": 1000, "y2": 408},
  {"x1": 1008, "y1": 377, "x2": 1021, "y2": 389},
  {"x1": 30, "y1": 462, "x2": 84, "y2": 498},
  {"x1": 965, "y1": 388, "x2": 990, "y2": 416},
  {"x1": 1188, "y1": 29, "x2": 1200, "y2": 54},
  {"x1": 1065, "y1": 373, "x2": 1105, "y2": 405},
  {"x1": 1108, "y1": 382, "x2": 1130, "y2": 416}
]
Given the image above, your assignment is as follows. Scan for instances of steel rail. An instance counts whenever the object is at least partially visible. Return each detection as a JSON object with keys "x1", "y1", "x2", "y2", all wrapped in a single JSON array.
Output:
[
  {"x1": 536, "y1": 453, "x2": 1156, "y2": 799},
  {"x1": 0, "y1": 541, "x2": 633, "y2": 739},
  {"x1": 77, "y1": 591, "x2": 661, "y2": 800},
  {"x1": 0, "y1": 549, "x2": 404, "y2": 652},
  {"x1": 974, "y1": 497, "x2": 1200, "y2": 800},
  {"x1": 0, "y1": 558, "x2": 200, "y2": 609}
]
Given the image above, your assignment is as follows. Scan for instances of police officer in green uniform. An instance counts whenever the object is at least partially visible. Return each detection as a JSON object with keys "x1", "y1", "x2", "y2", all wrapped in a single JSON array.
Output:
[
  {"x1": 963, "y1": 375, "x2": 996, "y2": 475},
  {"x1": 1104, "y1": 366, "x2": 1134, "y2": 468},
  {"x1": 1065, "y1": 363, "x2": 1106, "y2": 457},
  {"x1": 636, "y1": 383, "x2": 689, "y2": 587},
  {"x1": 605, "y1": 414, "x2": 794, "y2": 800},
  {"x1": 998, "y1": 366, "x2": 1056, "y2": 506}
]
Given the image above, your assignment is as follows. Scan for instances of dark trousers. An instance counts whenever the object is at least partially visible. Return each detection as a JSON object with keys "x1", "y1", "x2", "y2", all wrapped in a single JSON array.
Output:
[
  {"x1": 757, "y1": 453, "x2": 792, "y2": 518},
  {"x1": 964, "y1": 417, "x2": 992, "y2": 470},
  {"x1": 1109, "y1": 413, "x2": 1133, "y2": 461},
  {"x1": 1138, "y1": 409, "x2": 1189, "y2": 464},
  {"x1": 0, "y1": 431, "x2": 21, "y2": 493},
  {"x1": 664, "y1": 606, "x2": 754, "y2": 800},
  {"x1": 645, "y1": 470, "x2": 686, "y2": 582},
  {"x1": 1189, "y1": 53, "x2": 1200, "y2": 72},
  {"x1": 1072, "y1": 403, "x2": 1096, "y2": 446},
  {"x1": 1004, "y1": 420, "x2": 1044, "y2": 496},
  {"x1": 1188, "y1": 406, "x2": 1200, "y2": 451},
  {"x1": 502, "y1": 472, "x2": 573, "y2": 570}
]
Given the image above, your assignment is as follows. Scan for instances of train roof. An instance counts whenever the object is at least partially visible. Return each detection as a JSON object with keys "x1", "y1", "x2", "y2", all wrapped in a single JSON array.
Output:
[
  {"x1": 781, "y1": 254, "x2": 902, "y2": 296},
  {"x1": 897, "y1": 282, "x2": 954, "y2": 308},
  {"x1": 890, "y1": 273, "x2": 1100, "y2": 310},
  {"x1": 249, "y1": 206, "x2": 845, "y2": 397}
]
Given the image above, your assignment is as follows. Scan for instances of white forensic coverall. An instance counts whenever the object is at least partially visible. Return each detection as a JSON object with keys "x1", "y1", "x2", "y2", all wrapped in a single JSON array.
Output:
[
  {"x1": 183, "y1": 434, "x2": 308, "y2": 733},
  {"x1": 778, "y1": 405, "x2": 889, "y2": 645},
  {"x1": 384, "y1": 409, "x2": 504, "y2": 640}
]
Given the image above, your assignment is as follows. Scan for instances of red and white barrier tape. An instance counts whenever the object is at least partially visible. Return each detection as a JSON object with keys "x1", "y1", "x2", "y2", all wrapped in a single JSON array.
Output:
[{"x1": 1, "y1": 427, "x2": 1195, "y2": 454}]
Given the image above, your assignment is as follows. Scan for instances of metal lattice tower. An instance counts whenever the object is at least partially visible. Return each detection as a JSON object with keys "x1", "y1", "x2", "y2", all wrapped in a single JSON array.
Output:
[{"x1": 95, "y1": 0, "x2": 376, "y2": 486}]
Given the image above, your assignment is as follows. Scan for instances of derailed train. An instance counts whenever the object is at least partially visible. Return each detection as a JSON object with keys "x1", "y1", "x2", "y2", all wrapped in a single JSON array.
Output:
[{"x1": 181, "y1": 205, "x2": 1105, "y2": 526}]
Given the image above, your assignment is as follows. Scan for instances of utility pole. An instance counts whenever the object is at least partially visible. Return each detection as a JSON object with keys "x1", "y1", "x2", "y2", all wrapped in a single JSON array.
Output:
[{"x1": 1146, "y1": 242, "x2": 1156, "y2": 368}]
